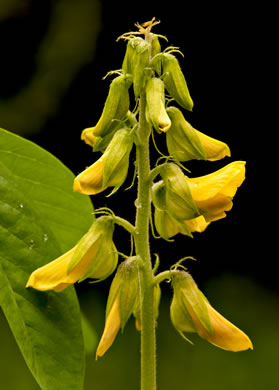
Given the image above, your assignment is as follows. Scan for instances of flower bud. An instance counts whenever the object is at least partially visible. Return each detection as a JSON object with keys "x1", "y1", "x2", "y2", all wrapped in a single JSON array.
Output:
[
  {"x1": 162, "y1": 53, "x2": 193, "y2": 111},
  {"x1": 170, "y1": 271, "x2": 253, "y2": 351},
  {"x1": 92, "y1": 74, "x2": 131, "y2": 137},
  {"x1": 166, "y1": 106, "x2": 231, "y2": 162},
  {"x1": 123, "y1": 37, "x2": 150, "y2": 99},
  {"x1": 26, "y1": 216, "x2": 118, "y2": 292},
  {"x1": 96, "y1": 257, "x2": 140, "y2": 357},
  {"x1": 150, "y1": 34, "x2": 162, "y2": 76},
  {"x1": 145, "y1": 77, "x2": 171, "y2": 133},
  {"x1": 73, "y1": 128, "x2": 134, "y2": 195}
]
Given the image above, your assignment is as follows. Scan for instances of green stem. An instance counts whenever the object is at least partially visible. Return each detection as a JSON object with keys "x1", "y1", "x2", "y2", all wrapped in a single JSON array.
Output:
[
  {"x1": 135, "y1": 92, "x2": 157, "y2": 390},
  {"x1": 112, "y1": 215, "x2": 135, "y2": 234},
  {"x1": 153, "y1": 270, "x2": 173, "y2": 285}
]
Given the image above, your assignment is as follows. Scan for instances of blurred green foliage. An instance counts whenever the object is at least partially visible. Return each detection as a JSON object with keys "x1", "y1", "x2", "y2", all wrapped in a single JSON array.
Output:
[
  {"x1": 1, "y1": 275, "x2": 278, "y2": 389},
  {"x1": 0, "y1": 0, "x2": 100, "y2": 136}
]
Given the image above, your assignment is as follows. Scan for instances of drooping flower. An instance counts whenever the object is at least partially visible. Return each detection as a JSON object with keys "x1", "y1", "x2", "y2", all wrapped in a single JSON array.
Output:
[
  {"x1": 73, "y1": 128, "x2": 134, "y2": 195},
  {"x1": 96, "y1": 257, "x2": 140, "y2": 358},
  {"x1": 170, "y1": 270, "x2": 253, "y2": 351},
  {"x1": 26, "y1": 217, "x2": 118, "y2": 292},
  {"x1": 152, "y1": 161, "x2": 246, "y2": 239},
  {"x1": 166, "y1": 106, "x2": 231, "y2": 162}
]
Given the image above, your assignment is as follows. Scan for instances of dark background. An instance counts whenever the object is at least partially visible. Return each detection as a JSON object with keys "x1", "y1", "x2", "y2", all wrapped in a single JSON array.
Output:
[{"x1": 0, "y1": 1, "x2": 276, "y2": 389}]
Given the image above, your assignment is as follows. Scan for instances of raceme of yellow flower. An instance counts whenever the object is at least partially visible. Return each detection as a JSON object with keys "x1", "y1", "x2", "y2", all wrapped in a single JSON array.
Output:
[{"x1": 170, "y1": 271, "x2": 253, "y2": 352}]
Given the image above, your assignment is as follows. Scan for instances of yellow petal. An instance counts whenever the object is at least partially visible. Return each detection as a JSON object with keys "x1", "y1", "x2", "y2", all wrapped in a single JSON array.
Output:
[
  {"x1": 73, "y1": 155, "x2": 106, "y2": 195},
  {"x1": 96, "y1": 296, "x2": 121, "y2": 358},
  {"x1": 188, "y1": 161, "x2": 246, "y2": 202},
  {"x1": 158, "y1": 101, "x2": 171, "y2": 132},
  {"x1": 196, "y1": 130, "x2": 231, "y2": 161},
  {"x1": 26, "y1": 242, "x2": 99, "y2": 292},
  {"x1": 187, "y1": 300, "x2": 253, "y2": 352},
  {"x1": 81, "y1": 127, "x2": 97, "y2": 147},
  {"x1": 185, "y1": 215, "x2": 210, "y2": 233}
]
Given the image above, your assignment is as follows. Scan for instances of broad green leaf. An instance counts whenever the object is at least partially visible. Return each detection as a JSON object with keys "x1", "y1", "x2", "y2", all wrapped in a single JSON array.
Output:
[
  {"x1": 0, "y1": 128, "x2": 94, "y2": 390},
  {"x1": 0, "y1": 128, "x2": 93, "y2": 253}
]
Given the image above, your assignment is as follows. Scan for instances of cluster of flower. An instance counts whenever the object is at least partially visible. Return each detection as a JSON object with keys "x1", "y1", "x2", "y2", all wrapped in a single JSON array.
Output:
[{"x1": 26, "y1": 20, "x2": 252, "y2": 357}]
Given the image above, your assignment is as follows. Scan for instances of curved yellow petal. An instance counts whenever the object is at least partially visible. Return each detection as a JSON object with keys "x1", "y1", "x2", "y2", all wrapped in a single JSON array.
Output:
[
  {"x1": 188, "y1": 161, "x2": 246, "y2": 202},
  {"x1": 195, "y1": 302, "x2": 253, "y2": 352},
  {"x1": 96, "y1": 296, "x2": 121, "y2": 358},
  {"x1": 81, "y1": 127, "x2": 97, "y2": 147},
  {"x1": 196, "y1": 130, "x2": 231, "y2": 161},
  {"x1": 26, "y1": 242, "x2": 99, "y2": 292},
  {"x1": 73, "y1": 155, "x2": 106, "y2": 195}
]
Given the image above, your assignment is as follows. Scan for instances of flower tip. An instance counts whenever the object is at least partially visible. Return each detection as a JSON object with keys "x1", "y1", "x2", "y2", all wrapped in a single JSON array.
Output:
[{"x1": 73, "y1": 178, "x2": 82, "y2": 193}]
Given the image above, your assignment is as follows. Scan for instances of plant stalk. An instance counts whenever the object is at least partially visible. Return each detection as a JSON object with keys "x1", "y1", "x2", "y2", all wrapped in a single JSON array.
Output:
[{"x1": 135, "y1": 92, "x2": 157, "y2": 390}]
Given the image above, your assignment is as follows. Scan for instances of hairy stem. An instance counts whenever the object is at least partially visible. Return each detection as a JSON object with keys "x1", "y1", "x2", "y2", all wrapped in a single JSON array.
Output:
[{"x1": 135, "y1": 92, "x2": 157, "y2": 390}]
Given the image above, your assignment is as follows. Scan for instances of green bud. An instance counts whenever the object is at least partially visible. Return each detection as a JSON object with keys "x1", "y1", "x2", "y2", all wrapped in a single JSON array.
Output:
[
  {"x1": 162, "y1": 53, "x2": 193, "y2": 111},
  {"x1": 170, "y1": 270, "x2": 212, "y2": 342},
  {"x1": 93, "y1": 74, "x2": 131, "y2": 137},
  {"x1": 160, "y1": 163, "x2": 200, "y2": 221},
  {"x1": 122, "y1": 37, "x2": 150, "y2": 99},
  {"x1": 150, "y1": 34, "x2": 162, "y2": 76},
  {"x1": 102, "y1": 127, "x2": 134, "y2": 194},
  {"x1": 106, "y1": 257, "x2": 140, "y2": 330},
  {"x1": 67, "y1": 216, "x2": 118, "y2": 282},
  {"x1": 145, "y1": 77, "x2": 171, "y2": 133},
  {"x1": 166, "y1": 106, "x2": 206, "y2": 161},
  {"x1": 93, "y1": 110, "x2": 137, "y2": 153}
]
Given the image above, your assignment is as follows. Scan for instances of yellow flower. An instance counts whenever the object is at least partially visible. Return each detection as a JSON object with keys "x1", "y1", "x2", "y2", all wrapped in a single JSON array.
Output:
[
  {"x1": 166, "y1": 106, "x2": 231, "y2": 162},
  {"x1": 152, "y1": 161, "x2": 245, "y2": 238},
  {"x1": 96, "y1": 257, "x2": 140, "y2": 357},
  {"x1": 26, "y1": 217, "x2": 118, "y2": 292},
  {"x1": 187, "y1": 161, "x2": 246, "y2": 222},
  {"x1": 146, "y1": 77, "x2": 171, "y2": 133},
  {"x1": 170, "y1": 271, "x2": 253, "y2": 351},
  {"x1": 73, "y1": 128, "x2": 134, "y2": 195},
  {"x1": 96, "y1": 295, "x2": 121, "y2": 358}
]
